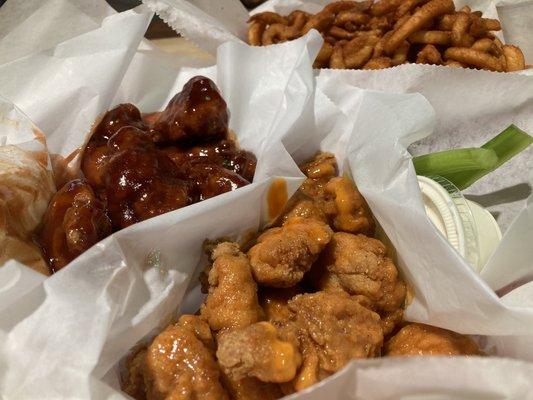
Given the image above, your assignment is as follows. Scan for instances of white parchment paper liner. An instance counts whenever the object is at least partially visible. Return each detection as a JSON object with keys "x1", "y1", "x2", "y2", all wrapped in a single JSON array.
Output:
[{"x1": 1, "y1": 1, "x2": 533, "y2": 399}]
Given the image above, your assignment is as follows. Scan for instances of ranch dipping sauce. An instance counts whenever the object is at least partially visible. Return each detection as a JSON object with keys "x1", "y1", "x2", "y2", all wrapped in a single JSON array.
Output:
[{"x1": 417, "y1": 175, "x2": 502, "y2": 272}]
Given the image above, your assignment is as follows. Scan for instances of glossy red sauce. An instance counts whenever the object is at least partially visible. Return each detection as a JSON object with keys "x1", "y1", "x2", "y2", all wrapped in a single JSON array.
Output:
[{"x1": 38, "y1": 76, "x2": 256, "y2": 272}]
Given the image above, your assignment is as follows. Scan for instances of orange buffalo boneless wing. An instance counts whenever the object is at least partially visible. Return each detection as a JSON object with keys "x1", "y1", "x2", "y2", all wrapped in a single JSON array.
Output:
[
  {"x1": 38, "y1": 76, "x2": 256, "y2": 272},
  {"x1": 122, "y1": 152, "x2": 482, "y2": 400},
  {"x1": 385, "y1": 323, "x2": 482, "y2": 356},
  {"x1": 123, "y1": 315, "x2": 230, "y2": 400},
  {"x1": 247, "y1": 0, "x2": 526, "y2": 71}
]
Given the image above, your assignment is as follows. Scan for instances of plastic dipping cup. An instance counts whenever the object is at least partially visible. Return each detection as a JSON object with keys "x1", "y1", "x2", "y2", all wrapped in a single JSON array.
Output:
[{"x1": 417, "y1": 175, "x2": 502, "y2": 273}]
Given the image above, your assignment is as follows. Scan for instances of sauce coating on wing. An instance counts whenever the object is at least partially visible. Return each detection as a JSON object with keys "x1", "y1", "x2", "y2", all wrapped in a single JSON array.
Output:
[
  {"x1": 38, "y1": 179, "x2": 111, "y2": 272},
  {"x1": 151, "y1": 76, "x2": 229, "y2": 145},
  {"x1": 41, "y1": 76, "x2": 256, "y2": 272},
  {"x1": 81, "y1": 104, "x2": 147, "y2": 189},
  {"x1": 385, "y1": 323, "x2": 481, "y2": 356}
]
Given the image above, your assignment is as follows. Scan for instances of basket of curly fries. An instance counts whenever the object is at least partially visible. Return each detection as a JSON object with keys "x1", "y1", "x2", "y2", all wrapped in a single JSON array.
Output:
[
  {"x1": 141, "y1": 0, "x2": 531, "y2": 72},
  {"x1": 247, "y1": 0, "x2": 526, "y2": 70},
  {"x1": 0, "y1": 0, "x2": 533, "y2": 400}
]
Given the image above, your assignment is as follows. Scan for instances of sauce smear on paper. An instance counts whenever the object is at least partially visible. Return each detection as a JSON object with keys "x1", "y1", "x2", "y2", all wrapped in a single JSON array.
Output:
[
  {"x1": 267, "y1": 178, "x2": 288, "y2": 221},
  {"x1": 50, "y1": 148, "x2": 82, "y2": 188}
]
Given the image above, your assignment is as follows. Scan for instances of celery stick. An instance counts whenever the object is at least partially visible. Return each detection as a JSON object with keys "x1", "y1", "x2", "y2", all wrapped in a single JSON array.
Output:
[
  {"x1": 412, "y1": 148, "x2": 498, "y2": 178},
  {"x1": 482, "y1": 124, "x2": 533, "y2": 169},
  {"x1": 449, "y1": 125, "x2": 533, "y2": 189},
  {"x1": 413, "y1": 124, "x2": 532, "y2": 190}
]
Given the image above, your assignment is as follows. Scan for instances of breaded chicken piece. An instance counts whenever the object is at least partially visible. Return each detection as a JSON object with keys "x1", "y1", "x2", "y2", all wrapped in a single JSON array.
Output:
[
  {"x1": 201, "y1": 242, "x2": 263, "y2": 333},
  {"x1": 381, "y1": 308, "x2": 405, "y2": 337},
  {"x1": 324, "y1": 177, "x2": 374, "y2": 235},
  {"x1": 299, "y1": 152, "x2": 338, "y2": 180},
  {"x1": 259, "y1": 286, "x2": 302, "y2": 322},
  {"x1": 281, "y1": 199, "x2": 328, "y2": 224},
  {"x1": 217, "y1": 321, "x2": 301, "y2": 383},
  {"x1": 317, "y1": 232, "x2": 406, "y2": 313},
  {"x1": 124, "y1": 315, "x2": 229, "y2": 400},
  {"x1": 122, "y1": 347, "x2": 148, "y2": 400},
  {"x1": 294, "y1": 153, "x2": 374, "y2": 235},
  {"x1": 385, "y1": 323, "x2": 481, "y2": 356},
  {"x1": 287, "y1": 292, "x2": 383, "y2": 383},
  {"x1": 248, "y1": 217, "x2": 333, "y2": 287},
  {"x1": 220, "y1": 374, "x2": 283, "y2": 400}
]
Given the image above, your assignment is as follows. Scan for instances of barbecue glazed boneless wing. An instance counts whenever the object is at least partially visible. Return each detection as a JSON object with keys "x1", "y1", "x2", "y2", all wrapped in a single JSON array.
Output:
[
  {"x1": 200, "y1": 242, "x2": 264, "y2": 333},
  {"x1": 152, "y1": 76, "x2": 229, "y2": 145},
  {"x1": 81, "y1": 103, "x2": 147, "y2": 189},
  {"x1": 247, "y1": 217, "x2": 333, "y2": 287},
  {"x1": 217, "y1": 321, "x2": 302, "y2": 383},
  {"x1": 385, "y1": 323, "x2": 481, "y2": 356},
  {"x1": 104, "y1": 140, "x2": 196, "y2": 229},
  {"x1": 38, "y1": 179, "x2": 112, "y2": 272},
  {"x1": 317, "y1": 232, "x2": 407, "y2": 313}
]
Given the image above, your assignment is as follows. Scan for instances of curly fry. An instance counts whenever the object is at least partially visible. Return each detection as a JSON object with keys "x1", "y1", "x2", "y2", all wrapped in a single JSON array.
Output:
[
  {"x1": 492, "y1": 37, "x2": 504, "y2": 56},
  {"x1": 324, "y1": 35, "x2": 338, "y2": 45},
  {"x1": 396, "y1": 0, "x2": 427, "y2": 19},
  {"x1": 248, "y1": 21, "x2": 265, "y2": 46},
  {"x1": 444, "y1": 47, "x2": 505, "y2": 71},
  {"x1": 345, "y1": 45, "x2": 375, "y2": 68},
  {"x1": 503, "y1": 45, "x2": 526, "y2": 72},
  {"x1": 368, "y1": 15, "x2": 391, "y2": 30},
  {"x1": 335, "y1": 10, "x2": 371, "y2": 26},
  {"x1": 330, "y1": 42, "x2": 346, "y2": 69},
  {"x1": 482, "y1": 18, "x2": 501, "y2": 31},
  {"x1": 363, "y1": 56, "x2": 393, "y2": 69},
  {"x1": 249, "y1": 11, "x2": 287, "y2": 25},
  {"x1": 329, "y1": 25, "x2": 359, "y2": 39},
  {"x1": 416, "y1": 44, "x2": 442, "y2": 64},
  {"x1": 394, "y1": 14, "x2": 412, "y2": 30},
  {"x1": 373, "y1": 31, "x2": 393, "y2": 57},
  {"x1": 324, "y1": 0, "x2": 372, "y2": 14},
  {"x1": 444, "y1": 60, "x2": 465, "y2": 67},
  {"x1": 499, "y1": 54, "x2": 508, "y2": 71},
  {"x1": 302, "y1": 11, "x2": 335, "y2": 34},
  {"x1": 262, "y1": 24, "x2": 289, "y2": 45},
  {"x1": 344, "y1": 34, "x2": 381, "y2": 57},
  {"x1": 468, "y1": 15, "x2": 486, "y2": 38},
  {"x1": 385, "y1": 0, "x2": 455, "y2": 55},
  {"x1": 391, "y1": 41, "x2": 410, "y2": 65},
  {"x1": 355, "y1": 0, "x2": 374, "y2": 13},
  {"x1": 288, "y1": 10, "x2": 309, "y2": 30},
  {"x1": 451, "y1": 12, "x2": 472, "y2": 47},
  {"x1": 471, "y1": 38, "x2": 495, "y2": 53},
  {"x1": 437, "y1": 13, "x2": 457, "y2": 30},
  {"x1": 409, "y1": 30, "x2": 451, "y2": 45},
  {"x1": 370, "y1": 0, "x2": 403, "y2": 16},
  {"x1": 316, "y1": 42, "x2": 334, "y2": 64},
  {"x1": 459, "y1": 5, "x2": 471, "y2": 13}
]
